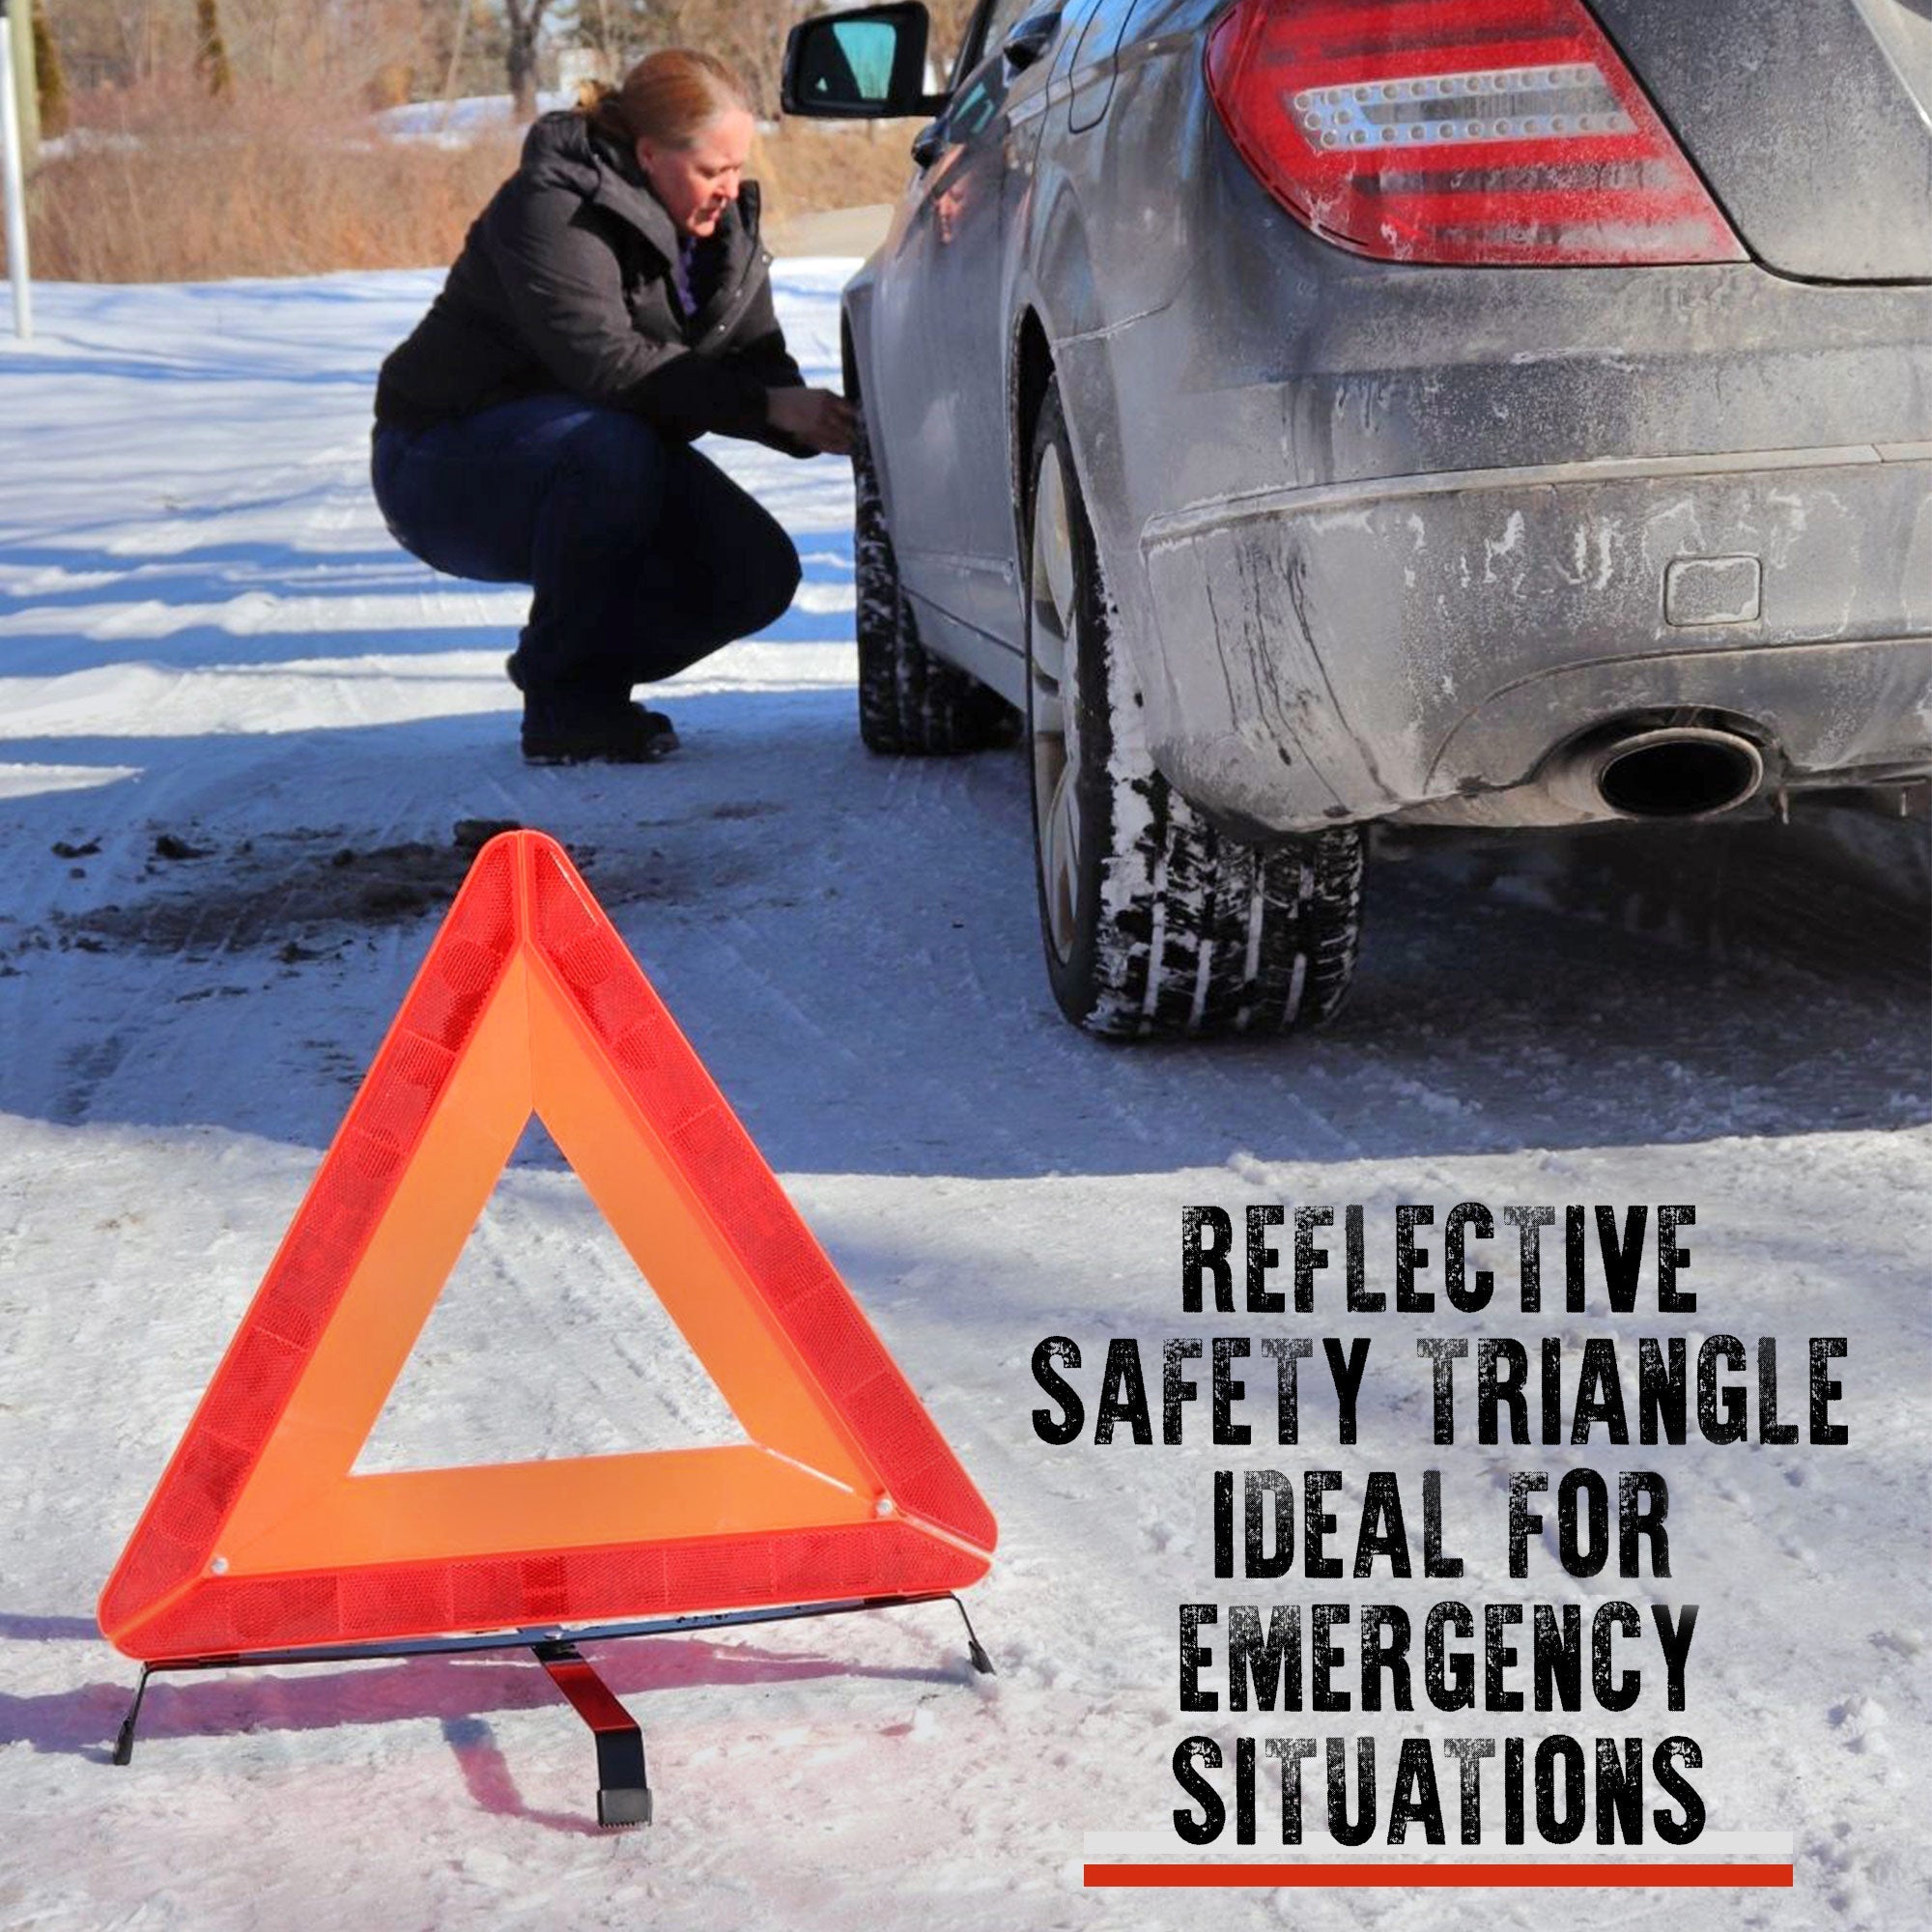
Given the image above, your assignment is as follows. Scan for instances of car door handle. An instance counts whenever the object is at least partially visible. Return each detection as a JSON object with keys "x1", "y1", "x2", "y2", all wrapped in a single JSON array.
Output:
[
  {"x1": 1003, "y1": 9, "x2": 1063, "y2": 72},
  {"x1": 911, "y1": 118, "x2": 947, "y2": 167}
]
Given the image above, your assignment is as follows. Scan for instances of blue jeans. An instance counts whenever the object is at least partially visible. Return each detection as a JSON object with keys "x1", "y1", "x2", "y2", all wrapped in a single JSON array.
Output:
[{"x1": 371, "y1": 395, "x2": 801, "y2": 701}]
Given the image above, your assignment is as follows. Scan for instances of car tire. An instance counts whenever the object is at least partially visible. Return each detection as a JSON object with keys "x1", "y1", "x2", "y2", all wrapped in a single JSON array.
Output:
[
  {"x1": 1024, "y1": 378, "x2": 1366, "y2": 1037},
  {"x1": 852, "y1": 409, "x2": 1019, "y2": 755}
]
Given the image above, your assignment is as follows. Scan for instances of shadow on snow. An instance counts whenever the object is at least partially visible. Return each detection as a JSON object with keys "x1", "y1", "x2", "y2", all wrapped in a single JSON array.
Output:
[{"x1": 0, "y1": 689, "x2": 1922, "y2": 1175}]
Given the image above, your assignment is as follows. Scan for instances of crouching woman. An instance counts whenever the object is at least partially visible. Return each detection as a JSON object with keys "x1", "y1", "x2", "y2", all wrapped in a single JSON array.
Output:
[{"x1": 371, "y1": 50, "x2": 852, "y2": 762}]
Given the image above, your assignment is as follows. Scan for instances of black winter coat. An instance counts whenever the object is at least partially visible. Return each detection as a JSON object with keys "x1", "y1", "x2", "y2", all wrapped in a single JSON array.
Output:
[{"x1": 375, "y1": 112, "x2": 808, "y2": 450}]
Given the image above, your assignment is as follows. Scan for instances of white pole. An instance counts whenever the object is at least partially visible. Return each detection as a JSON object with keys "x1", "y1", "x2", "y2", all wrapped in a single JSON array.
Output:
[{"x1": 0, "y1": 0, "x2": 32, "y2": 342}]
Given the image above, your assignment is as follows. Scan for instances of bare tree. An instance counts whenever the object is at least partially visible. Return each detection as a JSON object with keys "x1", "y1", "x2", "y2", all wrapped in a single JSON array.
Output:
[
  {"x1": 565, "y1": 0, "x2": 799, "y2": 118},
  {"x1": 501, "y1": 0, "x2": 551, "y2": 114},
  {"x1": 195, "y1": 0, "x2": 235, "y2": 95},
  {"x1": 32, "y1": 0, "x2": 69, "y2": 136},
  {"x1": 923, "y1": 0, "x2": 977, "y2": 81}
]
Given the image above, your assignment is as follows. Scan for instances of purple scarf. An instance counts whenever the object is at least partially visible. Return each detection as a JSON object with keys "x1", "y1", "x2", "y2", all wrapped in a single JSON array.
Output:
[{"x1": 671, "y1": 237, "x2": 700, "y2": 321}]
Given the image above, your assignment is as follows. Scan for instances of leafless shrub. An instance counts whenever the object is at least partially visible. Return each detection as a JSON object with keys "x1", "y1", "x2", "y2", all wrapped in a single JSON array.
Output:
[
  {"x1": 754, "y1": 120, "x2": 912, "y2": 226},
  {"x1": 8, "y1": 57, "x2": 920, "y2": 282},
  {"x1": 17, "y1": 81, "x2": 524, "y2": 280}
]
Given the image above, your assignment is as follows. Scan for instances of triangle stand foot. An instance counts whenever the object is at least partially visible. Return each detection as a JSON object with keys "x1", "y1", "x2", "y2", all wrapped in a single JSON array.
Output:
[{"x1": 533, "y1": 1639, "x2": 651, "y2": 1828}]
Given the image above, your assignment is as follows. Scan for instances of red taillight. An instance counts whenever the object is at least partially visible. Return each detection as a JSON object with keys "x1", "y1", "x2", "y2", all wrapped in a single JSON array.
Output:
[{"x1": 1206, "y1": 0, "x2": 1747, "y2": 266}]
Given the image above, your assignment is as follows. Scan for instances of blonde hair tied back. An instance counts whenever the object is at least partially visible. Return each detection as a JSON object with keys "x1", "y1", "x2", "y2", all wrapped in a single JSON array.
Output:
[{"x1": 583, "y1": 49, "x2": 753, "y2": 150}]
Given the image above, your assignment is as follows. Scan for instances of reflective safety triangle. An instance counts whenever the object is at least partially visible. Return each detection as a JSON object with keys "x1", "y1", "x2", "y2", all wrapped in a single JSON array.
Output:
[{"x1": 99, "y1": 831, "x2": 996, "y2": 1662}]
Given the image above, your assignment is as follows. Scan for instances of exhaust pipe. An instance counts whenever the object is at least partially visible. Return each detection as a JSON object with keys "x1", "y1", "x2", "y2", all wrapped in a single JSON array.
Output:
[{"x1": 1546, "y1": 723, "x2": 1765, "y2": 822}]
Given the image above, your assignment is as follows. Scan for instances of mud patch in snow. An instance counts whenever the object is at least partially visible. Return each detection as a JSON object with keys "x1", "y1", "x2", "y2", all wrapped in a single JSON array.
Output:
[{"x1": 49, "y1": 821, "x2": 769, "y2": 957}]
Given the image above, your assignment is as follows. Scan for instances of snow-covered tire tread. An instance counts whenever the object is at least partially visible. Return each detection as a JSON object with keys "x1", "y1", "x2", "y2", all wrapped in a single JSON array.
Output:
[
  {"x1": 852, "y1": 412, "x2": 1017, "y2": 756},
  {"x1": 1026, "y1": 381, "x2": 1365, "y2": 1039}
]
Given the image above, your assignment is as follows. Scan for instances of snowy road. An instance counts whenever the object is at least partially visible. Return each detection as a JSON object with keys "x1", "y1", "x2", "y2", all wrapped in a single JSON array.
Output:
[{"x1": 0, "y1": 274, "x2": 1927, "y2": 1931}]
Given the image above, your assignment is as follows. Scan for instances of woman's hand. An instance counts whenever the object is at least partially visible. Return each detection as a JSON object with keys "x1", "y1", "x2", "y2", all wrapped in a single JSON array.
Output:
[{"x1": 766, "y1": 385, "x2": 856, "y2": 455}]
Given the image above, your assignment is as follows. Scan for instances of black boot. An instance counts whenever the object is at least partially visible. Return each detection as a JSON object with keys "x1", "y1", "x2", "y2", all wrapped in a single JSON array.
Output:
[
  {"x1": 513, "y1": 660, "x2": 677, "y2": 764},
  {"x1": 522, "y1": 693, "x2": 677, "y2": 765}
]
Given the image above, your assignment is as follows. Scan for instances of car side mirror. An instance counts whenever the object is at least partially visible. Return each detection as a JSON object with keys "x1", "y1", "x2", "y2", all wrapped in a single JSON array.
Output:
[{"x1": 781, "y1": 2, "x2": 949, "y2": 120}]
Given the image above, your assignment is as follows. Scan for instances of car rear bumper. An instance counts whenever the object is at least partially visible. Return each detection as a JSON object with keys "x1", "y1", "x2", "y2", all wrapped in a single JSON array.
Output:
[{"x1": 1137, "y1": 444, "x2": 1932, "y2": 833}]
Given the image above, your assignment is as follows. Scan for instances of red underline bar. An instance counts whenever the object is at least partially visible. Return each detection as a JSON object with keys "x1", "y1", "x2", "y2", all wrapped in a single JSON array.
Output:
[{"x1": 1084, "y1": 1862, "x2": 1795, "y2": 1889}]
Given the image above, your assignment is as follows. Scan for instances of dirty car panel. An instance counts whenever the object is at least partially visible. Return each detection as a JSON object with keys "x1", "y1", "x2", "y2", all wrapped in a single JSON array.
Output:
[
  {"x1": 1030, "y1": 0, "x2": 1932, "y2": 833},
  {"x1": 791, "y1": 0, "x2": 1932, "y2": 1032}
]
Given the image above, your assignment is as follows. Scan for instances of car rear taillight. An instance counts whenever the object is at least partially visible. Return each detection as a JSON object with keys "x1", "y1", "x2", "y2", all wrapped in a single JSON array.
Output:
[{"x1": 1206, "y1": 0, "x2": 1747, "y2": 266}]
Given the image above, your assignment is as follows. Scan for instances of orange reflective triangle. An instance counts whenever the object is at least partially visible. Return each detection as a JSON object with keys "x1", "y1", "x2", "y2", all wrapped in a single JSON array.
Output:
[{"x1": 99, "y1": 832, "x2": 995, "y2": 1662}]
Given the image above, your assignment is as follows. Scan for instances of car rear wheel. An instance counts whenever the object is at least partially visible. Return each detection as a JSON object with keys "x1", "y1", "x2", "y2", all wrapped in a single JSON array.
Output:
[
  {"x1": 852, "y1": 408, "x2": 1018, "y2": 755},
  {"x1": 1025, "y1": 379, "x2": 1366, "y2": 1037}
]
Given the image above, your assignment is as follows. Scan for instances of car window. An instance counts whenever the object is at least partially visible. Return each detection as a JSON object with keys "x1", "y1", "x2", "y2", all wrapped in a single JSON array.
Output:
[
  {"x1": 952, "y1": 0, "x2": 1045, "y2": 87},
  {"x1": 982, "y1": 0, "x2": 1044, "y2": 55}
]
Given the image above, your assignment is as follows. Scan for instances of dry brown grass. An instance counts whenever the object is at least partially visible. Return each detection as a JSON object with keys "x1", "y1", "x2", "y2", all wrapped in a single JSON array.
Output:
[
  {"x1": 6, "y1": 84, "x2": 912, "y2": 283},
  {"x1": 17, "y1": 82, "x2": 524, "y2": 282},
  {"x1": 753, "y1": 120, "x2": 914, "y2": 226}
]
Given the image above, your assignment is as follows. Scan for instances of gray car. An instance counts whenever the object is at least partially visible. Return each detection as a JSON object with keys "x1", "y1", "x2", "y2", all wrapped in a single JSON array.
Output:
[{"x1": 782, "y1": 0, "x2": 1932, "y2": 1037}]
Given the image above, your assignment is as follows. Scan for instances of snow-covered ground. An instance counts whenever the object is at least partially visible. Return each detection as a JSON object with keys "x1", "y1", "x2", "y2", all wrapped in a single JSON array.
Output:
[
  {"x1": 375, "y1": 92, "x2": 576, "y2": 147},
  {"x1": 0, "y1": 270, "x2": 1927, "y2": 1931}
]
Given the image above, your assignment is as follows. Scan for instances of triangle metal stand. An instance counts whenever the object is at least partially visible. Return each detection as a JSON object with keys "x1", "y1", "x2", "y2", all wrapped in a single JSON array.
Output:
[{"x1": 110, "y1": 1590, "x2": 994, "y2": 1829}]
